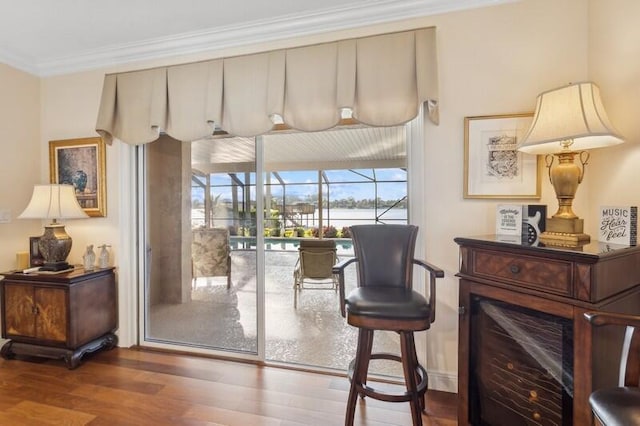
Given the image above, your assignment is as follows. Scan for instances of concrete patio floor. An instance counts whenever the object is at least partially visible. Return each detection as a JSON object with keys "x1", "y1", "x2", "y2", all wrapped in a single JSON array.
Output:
[{"x1": 148, "y1": 249, "x2": 403, "y2": 377}]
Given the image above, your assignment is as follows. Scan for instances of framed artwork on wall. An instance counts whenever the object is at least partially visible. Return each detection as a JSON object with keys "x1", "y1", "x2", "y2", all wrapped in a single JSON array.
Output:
[
  {"x1": 49, "y1": 137, "x2": 107, "y2": 217},
  {"x1": 463, "y1": 113, "x2": 541, "y2": 199}
]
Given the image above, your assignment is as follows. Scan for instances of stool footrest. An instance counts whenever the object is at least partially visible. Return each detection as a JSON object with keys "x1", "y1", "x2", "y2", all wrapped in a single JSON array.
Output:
[{"x1": 347, "y1": 353, "x2": 428, "y2": 403}]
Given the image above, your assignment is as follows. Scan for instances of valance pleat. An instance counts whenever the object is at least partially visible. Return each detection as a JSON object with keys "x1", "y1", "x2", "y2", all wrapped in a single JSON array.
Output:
[
  {"x1": 352, "y1": 31, "x2": 420, "y2": 127},
  {"x1": 222, "y1": 51, "x2": 285, "y2": 137},
  {"x1": 96, "y1": 27, "x2": 438, "y2": 145},
  {"x1": 283, "y1": 40, "x2": 355, "y2": 132},
  {"x1": 96, "y1": 68, "x2": 167, "y2": 144},
  {"x1": 165, "y1": 60, "x2": 222, "y2": 142}
]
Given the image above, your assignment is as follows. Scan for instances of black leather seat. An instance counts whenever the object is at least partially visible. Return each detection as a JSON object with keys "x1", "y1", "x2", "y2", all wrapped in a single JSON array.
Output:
[
  {"x1": 333, "y1": 224, "x2": 444, "y2": 426},
  {"x1": 585, "y1": 311, "x2": 640, "y2": 426}
]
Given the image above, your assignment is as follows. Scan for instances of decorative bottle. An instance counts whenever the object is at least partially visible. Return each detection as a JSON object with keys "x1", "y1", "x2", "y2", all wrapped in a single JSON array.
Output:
[
  {"x1": 98, "y1": 245, "x2": 111, "y2": 268},
  {"x1": 83, "y1": 245, "x2": 96, "y2": 270}
]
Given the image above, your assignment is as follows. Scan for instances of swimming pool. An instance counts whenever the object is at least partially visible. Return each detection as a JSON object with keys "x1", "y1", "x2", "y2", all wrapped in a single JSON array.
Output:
[{"x1": 230, "y1": 236, "x2": 354, "y2": 254}]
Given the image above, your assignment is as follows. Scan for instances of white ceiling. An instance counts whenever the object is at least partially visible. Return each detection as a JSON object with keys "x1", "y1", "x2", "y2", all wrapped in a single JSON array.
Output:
[
  {"x1": 0, "y1": 0, "x2": 514, "y2": 76},
  {"x1": 192, "y1": 125, "x2": 407, "y2": 173}
]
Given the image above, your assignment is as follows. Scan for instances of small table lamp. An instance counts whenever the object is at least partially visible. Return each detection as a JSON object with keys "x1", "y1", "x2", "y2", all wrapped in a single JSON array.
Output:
[
  {"x1": 19, "y1": 184, "x2": 88, "y2": 271},
  {"x1": 517, "y1": 82, "x2": 624, "y2": 245}
]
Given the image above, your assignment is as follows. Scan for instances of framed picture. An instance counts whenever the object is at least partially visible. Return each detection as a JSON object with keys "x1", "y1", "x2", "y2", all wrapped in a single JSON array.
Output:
[
  {"x1": 49, "y1": 137, "x2": 106, "y2": 217},
  {"x1": 464, "y1": 113, "x2": 541, "y2": 199},
  {"x1": 29, "y1": 236, "x2": 44, "y2": 267}
]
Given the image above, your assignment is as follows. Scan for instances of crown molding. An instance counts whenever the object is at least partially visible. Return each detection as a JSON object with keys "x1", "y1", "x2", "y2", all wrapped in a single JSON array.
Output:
[
  {"x1": 3, "y1": 0, "x2": 516, "y2": 77},
  {"x1": 0, "y1": 47, "x2": 40, "y2": 76}
]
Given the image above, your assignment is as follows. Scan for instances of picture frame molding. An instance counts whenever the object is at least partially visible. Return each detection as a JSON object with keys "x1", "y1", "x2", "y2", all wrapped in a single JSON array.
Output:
[
  {"x1": 463, "y1": 113, "x2": 541, "y2": 199},
  {"x1": 49, "y1": 136, "x2": 107, "y2": 217}
]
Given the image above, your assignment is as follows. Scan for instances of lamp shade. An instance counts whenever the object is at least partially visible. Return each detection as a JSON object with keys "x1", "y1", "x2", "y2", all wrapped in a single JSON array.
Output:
[
  {"x1": 19, "y1": 184, "x2": 88, "y2": 220},
  {"x1": 518, "y1": 82, "x2": 624, "y2": 154}
]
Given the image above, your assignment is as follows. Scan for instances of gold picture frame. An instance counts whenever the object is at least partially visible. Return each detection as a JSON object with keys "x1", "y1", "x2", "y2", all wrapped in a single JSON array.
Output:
[
  {"x1": 464, "y1": 113, "x2": 541, "y2": 199},
  {"x1": 49, "y1": 137, "x2": 106, "y2": 217}
]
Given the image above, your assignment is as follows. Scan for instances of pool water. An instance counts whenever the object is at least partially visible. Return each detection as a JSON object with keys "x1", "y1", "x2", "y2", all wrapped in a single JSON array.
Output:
[{"x1": 231, "y1": 236, "x2": 354, "y2": 254}]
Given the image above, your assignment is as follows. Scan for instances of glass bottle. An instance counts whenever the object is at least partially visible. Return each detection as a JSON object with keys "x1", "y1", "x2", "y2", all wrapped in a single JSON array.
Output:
[
  {"x1": 98, "y1": 245, "x2": 110, "y2": 268},
  {"x1": 83, "y1": 245, "x2": 96, "y2": 270}
]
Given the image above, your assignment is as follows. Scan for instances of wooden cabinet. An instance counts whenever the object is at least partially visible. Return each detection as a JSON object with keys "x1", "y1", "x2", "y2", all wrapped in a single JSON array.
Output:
[
  {"x1": 0, "y1": 267, "x2": 117, "y2": 369},
  {"x1": 455, "y1": 236, "x2": 640, "y2": 426}
]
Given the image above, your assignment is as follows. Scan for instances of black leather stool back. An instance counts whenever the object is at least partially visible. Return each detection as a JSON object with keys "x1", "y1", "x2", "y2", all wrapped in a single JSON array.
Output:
[{"x1": 351, "y1": 224, "x2": 417, "y2": 289}]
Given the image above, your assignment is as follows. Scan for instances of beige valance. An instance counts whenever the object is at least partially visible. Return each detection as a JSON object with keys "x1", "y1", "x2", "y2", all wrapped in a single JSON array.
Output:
[{"x1": 96, "y1": 28, "x2": 438, "y2": 145}]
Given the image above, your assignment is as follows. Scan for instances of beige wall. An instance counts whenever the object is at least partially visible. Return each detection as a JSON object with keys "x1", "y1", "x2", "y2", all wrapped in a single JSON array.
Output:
[
  {"x1": 2, "y1": 0, "x2": 633, "y2": 391},
  {"x1": 417, "y1": 0, "x2": 588, "y2": 386},
  {"x1": 0, "y1": 64, "x2": 42, "y2": 271},
  {"x1": 587, "y1": 0, "x2": 640, "y2": 224},
  {"x1": 39, "y1": 69, "x2": 124, "y2": 266}
]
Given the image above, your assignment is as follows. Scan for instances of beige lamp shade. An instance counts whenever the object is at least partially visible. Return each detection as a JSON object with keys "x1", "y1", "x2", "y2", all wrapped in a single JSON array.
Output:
[
  {"x1": 518, "y1": 81, "x2": 624, "y2": 154},
  {"x1": 19, "y1": 184, "x2": 88, "y2": 220}
]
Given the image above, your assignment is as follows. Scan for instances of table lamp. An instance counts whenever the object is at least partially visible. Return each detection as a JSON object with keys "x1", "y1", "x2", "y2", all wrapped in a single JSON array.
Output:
[
  {"x1": 18, "y1": 184, "x2": 88, "y2": 271},
  {"x1": 517, "y1": 82, "x2": 624, "y2": 245}
]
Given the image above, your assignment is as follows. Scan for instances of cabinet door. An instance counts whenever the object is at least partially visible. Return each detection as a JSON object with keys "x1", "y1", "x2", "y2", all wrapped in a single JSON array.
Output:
[
  {"x1": 4, "y1": 283, "x2": 36, "y2": 338},
  {"x1": 35, "y1": 287, "x2": 67, "y2": 342}
]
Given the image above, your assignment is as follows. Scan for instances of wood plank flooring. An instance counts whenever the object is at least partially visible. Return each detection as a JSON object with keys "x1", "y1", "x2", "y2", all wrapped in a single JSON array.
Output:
[{"x1": 0, "y1": 348, "x2": 457, "y2": 425}]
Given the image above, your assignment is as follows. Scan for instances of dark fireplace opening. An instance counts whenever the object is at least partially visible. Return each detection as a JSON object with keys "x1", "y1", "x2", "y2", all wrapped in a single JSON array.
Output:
[{"x1": 469, "y1": 296, "x2": 574, "y2": 426}]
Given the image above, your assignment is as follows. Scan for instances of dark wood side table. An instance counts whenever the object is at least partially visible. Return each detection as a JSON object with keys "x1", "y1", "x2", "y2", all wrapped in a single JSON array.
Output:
[
  {"x1": 0, "y1": 267, "x2": 117, "y2": 369},
  {"x1": 455, "y1": 236, "x2": 640, "y2": 426}
]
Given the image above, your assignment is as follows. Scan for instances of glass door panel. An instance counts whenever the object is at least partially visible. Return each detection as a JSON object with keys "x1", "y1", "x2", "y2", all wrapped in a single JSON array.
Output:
[
  {"x1": 262, "y1": 127, "x2": 408, "y2": 374},
  {"x1": 144, "y1": 135, "x2": 258, "y2": 354}
]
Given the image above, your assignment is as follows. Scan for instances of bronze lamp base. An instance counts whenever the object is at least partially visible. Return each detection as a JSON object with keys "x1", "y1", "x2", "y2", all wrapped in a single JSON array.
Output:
[
  {"x1": 540, "y1": 217, "x2": 590, "y2": 247},
  {"x1": 38, "y1": 222, "x2": 74, "y2": 271}
]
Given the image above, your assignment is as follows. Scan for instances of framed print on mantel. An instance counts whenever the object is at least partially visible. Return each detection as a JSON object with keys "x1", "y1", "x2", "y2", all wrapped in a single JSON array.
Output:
[
  {"x1": 464, "y1": 113, "x2": 541, "y2": 199},
  {"x1": 49, "y1": 137, "x2": 106, "y2": 217}
]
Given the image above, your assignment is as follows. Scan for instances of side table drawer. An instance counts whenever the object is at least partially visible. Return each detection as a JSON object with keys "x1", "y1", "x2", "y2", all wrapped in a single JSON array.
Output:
[{"x1": 471, "y1": 249, "x2": 573, "y2": 297}]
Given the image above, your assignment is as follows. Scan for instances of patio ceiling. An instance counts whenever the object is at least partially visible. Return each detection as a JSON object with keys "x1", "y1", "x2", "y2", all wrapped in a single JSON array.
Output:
[{"x1": 191, "y1": 124, "x2": 407, "y2": 174}]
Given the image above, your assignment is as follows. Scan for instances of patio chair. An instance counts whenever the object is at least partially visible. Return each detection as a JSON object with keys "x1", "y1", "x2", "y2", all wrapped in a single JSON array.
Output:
[
  {"x1": 293, "y1": 239, "x2": 338, "y2": 308},
  {"x1": 192, "y1": 227, "x2": 232, "y2": 289}
]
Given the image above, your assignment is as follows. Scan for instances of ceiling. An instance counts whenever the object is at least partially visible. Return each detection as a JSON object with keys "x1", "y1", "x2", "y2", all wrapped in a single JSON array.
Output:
[
  {"x1": 1, "y1": 1, "x2": 512, "y2": 170},
  {"x1": 192, "y1": 125, "x2": 407, "y2": 173},
  {"x1": 0, "y1": 0, "x2": 513, "y2": 76}
]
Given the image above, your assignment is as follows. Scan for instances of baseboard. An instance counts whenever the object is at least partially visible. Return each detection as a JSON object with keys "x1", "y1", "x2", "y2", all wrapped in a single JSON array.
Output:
[{"x1": 428, "y1": 369, "x2": 458, "y2": 393}]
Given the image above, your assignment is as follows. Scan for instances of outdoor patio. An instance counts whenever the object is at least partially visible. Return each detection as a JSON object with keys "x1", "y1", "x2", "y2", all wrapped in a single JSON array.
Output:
[{"x1": 148, "y1": 248, "x2": 403, "y2": 377}]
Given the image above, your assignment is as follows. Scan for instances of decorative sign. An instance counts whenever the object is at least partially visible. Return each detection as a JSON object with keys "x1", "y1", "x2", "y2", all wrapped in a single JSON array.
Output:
[
  {"x1": 497, "y1": 204, "x2": 546, "y2": 244},
  {"x1": 599, "y1": 206, "x2": 637, "y2": 245},
  {"x1": 496, "y1": 205, "x2": 523, "y2": 236}
]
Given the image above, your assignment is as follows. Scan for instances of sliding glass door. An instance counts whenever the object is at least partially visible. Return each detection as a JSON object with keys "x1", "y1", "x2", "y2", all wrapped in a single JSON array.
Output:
[{"x1": 139, "y1": 120, "x2": 419, "y2": 372}]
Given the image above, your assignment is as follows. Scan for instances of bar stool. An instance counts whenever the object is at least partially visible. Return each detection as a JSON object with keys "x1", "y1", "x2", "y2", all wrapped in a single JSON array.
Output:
[
  {"x1": 333, "y1": 224, "x2": 444, "y2": 426},
  {"x1": 585, "y1": 311, "x2": 640, "y2": 426}
]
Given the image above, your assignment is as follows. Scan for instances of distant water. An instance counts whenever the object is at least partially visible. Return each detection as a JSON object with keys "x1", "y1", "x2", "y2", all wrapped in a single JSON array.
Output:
[
  {"x1": 193, "y1": 207, "x2": 407, "y2": 229},
  {"x1": 290, "y1": 208, "x2": 407, "y2": 229}
]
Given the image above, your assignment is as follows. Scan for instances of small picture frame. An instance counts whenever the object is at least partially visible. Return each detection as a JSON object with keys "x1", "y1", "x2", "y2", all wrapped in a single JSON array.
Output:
[
  {"x1": 29, "y1": 236, "x2": 45, "y2": 267},
  {"x1": 464, "y1": 113, "x2": 541, "y2": 199},
  {"x1": 49, "y1": 137, "x2": 107, "y2": 217}
]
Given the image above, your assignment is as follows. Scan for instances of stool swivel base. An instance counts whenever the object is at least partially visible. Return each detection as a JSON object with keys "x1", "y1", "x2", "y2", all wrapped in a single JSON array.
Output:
[{"x1": 346, "y1": 328, "x2": 428, "y2": 426}]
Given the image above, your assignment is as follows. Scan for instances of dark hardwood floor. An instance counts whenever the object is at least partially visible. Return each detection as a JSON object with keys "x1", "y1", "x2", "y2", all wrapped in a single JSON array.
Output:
[{"x1": 0, "y1": 348, "x2": 457, "y2": 425}]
